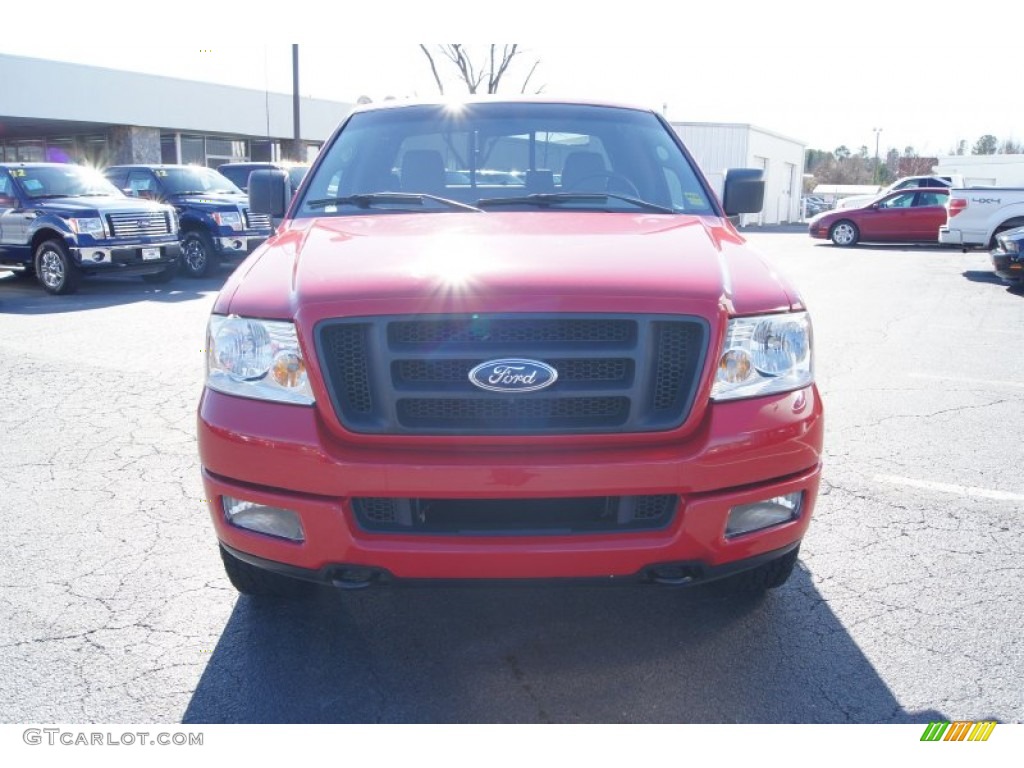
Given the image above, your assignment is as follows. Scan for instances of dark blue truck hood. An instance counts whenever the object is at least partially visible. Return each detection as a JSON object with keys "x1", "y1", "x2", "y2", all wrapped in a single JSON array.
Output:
[
  {"x1": 33, "y1": 195, "x2": 171, "y2": 215},
  {"x1": 167, "y1": 192, "x2": 247, "y2": 211}
]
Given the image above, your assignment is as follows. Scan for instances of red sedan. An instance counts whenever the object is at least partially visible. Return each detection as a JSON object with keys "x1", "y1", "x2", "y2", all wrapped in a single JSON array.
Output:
[{"x1": 808, "y1": 188, "x2": 949, "y2": 246}]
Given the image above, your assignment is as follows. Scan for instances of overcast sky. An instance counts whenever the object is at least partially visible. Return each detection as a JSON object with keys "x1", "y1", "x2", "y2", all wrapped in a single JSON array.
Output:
[{"x1": 3, "y1": 5, "x2": 1019, "y2": 159}]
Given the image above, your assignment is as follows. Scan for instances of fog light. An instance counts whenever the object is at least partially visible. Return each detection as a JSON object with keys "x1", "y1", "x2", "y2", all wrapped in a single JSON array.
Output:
[
  {"x1": 223, "y1": 496, "x2": 305, "y2": 542},
  {"x1": 92, "y1": 252, "x2": 105, "y2": 262},
  {"x1": 232, "y1": 240, "x2": 243, "y2": 249},
  {"x1": 725, "y1": 492, "x2": 802, "y2": 538}
]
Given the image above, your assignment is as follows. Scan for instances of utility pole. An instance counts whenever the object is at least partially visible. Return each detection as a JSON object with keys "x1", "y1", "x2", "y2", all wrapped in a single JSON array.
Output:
[
  {"x1": 873, "y1": 127, "x2": 883, "y2": 185},
  {"x1": 291, "y1": 44, "x2": 302, "y2": 162}
]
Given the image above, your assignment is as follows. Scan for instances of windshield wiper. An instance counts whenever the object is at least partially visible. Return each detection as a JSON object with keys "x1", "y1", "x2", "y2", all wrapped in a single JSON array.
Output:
[
  {"x1": 306, "y1": 192, "x2": 482, "y2": 212},
  {"x1": 476, "y1": 192, "x2": 675, "y2": 214}
]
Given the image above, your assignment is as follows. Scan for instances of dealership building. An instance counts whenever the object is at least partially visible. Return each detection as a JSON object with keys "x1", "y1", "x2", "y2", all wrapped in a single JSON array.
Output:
[
  {"x1": 1, "y1": 54, "x2": 806, "y2": 224},
  {"x1": 0, "y1": 53, "x2": 351, "y2": 168}
]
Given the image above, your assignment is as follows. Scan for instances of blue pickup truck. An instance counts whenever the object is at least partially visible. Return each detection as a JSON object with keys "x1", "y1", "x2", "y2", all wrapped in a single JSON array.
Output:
[
  {"x1": 0, "y1": 163, "x2": 180, "y2": 295},
  {"x1": 104, "y1": 165, "x2": 273, "y2": 278}
]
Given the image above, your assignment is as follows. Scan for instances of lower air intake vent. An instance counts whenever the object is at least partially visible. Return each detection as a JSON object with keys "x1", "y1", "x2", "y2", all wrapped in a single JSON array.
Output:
[{"x1": 352, "y1": 495, "x2": 678, "y2": 535}]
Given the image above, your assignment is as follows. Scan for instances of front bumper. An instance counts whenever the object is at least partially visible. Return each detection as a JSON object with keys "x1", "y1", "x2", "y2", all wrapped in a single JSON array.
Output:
[
  {"x1": 199, "y1": 385, "x2": 824, "y2": 581},
  {"x1": 214, "y1": 234, "x2": 268, "y2": 260},
  {"x1": 991, "y1": 248, "x2": 1024, "y2": 282},
  {"x1": 72, "y1": 242, "x2": 181, "y2": 274}
]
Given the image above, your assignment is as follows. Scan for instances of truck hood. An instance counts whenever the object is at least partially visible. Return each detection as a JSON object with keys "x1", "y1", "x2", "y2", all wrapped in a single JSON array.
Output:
[
  {"x1": 169, "y1": 192, "x2": 247, "y2": 209},
  {"x1": 219, "y1": 212, "x2": 798, "y2": 318},
  {"x1": 33, "y1": 196, "x2": 170, "y2": 214}
]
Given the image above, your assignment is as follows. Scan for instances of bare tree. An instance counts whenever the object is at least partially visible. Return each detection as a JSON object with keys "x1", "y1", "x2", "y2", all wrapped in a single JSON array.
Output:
[{"x1": 419, "y1": 45, "x2": 544, "y2": 95}]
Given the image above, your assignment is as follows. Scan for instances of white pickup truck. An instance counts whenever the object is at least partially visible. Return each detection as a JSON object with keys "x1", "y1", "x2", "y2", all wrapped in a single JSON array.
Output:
[{"x1": 939, "y1": 188, "x2": 1024, "y2": 249}]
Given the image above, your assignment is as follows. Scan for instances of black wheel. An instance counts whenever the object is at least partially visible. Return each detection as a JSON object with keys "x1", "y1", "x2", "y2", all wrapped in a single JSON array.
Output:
[
  {"x1": 566, "y1": 172, "x2": 642, "y2": 197},
  {"x1": 34, "y1": 239, "x2": 80, "y2": 295},
  {"x1": 724, "y1": 546, "x2": 800, "y2": 594},
  {"x1": 141, "y1": 264, "x2": 177, "y2": 284},
  {"x1": 219, "y1": 546, "x2": 316, "y2": 598},
  {"x1": 829, "y1": 221, "x2": 859, "y2": 247},
  {"x1": 181, "y1": 231, "x2": 217, "y2": 278}
]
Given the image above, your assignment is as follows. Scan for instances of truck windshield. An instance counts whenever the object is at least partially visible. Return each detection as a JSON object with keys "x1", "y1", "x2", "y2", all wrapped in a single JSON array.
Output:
[
  {"x1": 296, "y1": 102, "x2": 716, "y2": 216},
  {"x1": 157, "y1": 167, "x2": 241, "y2": 196},
  {"x1": 13, "y1": 165, "x2": 122, "y2": 199}
]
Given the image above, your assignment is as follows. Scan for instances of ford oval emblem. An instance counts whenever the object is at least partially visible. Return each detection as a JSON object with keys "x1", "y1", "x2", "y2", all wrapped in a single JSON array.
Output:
[{"x1": 468, "y1": 359, "x2": 558, "y2": 393}]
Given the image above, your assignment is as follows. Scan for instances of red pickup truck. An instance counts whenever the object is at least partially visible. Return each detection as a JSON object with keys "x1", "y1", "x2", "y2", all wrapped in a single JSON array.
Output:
[{"x1": 198, "y1": 99, "x2": 823, "y2": 598}]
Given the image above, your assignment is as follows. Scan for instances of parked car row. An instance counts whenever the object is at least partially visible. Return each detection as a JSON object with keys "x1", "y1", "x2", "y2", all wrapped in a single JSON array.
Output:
[
  {"x1": 806, "y1": 174, "x2": 1023, "y2": 287},
  {"x1": 0, "y1": 161, "x2": 309, "y2": 295}
]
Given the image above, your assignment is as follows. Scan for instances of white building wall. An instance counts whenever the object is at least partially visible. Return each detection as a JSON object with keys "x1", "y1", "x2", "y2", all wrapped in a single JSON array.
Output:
[
  {"x1": 0, "y1": 54, "x2": 350, "y2": 141},
  {"x1": 672, "y1": 123, "x2": 748, "y2": 202},
  {"x1": 747, "y1": 128, "x2": 806, "y2": 224},
  {"x1": 672, "y1": 122, "x2": 806, "y2": 225},
  {"x1": 933, "y1": 155, "x2": 1024, "y2": 187}
]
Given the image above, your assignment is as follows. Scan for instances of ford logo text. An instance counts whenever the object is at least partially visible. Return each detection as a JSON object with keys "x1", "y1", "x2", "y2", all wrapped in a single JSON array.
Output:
[{"x1": 468, "y1": 359, "x2": 559, "y2": 393}]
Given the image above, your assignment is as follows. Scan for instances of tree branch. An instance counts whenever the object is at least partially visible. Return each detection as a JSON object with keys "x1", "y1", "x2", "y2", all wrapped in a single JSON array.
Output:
[{"x1": 419, "y1": 45, "x2": 444, "y2": 95}]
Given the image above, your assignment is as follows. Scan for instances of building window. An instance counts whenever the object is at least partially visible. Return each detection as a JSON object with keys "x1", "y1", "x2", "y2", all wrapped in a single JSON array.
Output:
[
  {"x1": 160, "y1": 133, "x2": 178, "y2": 164},
  {"x1": 181, "y1": 135, "x2": 205, "y2": 166}
]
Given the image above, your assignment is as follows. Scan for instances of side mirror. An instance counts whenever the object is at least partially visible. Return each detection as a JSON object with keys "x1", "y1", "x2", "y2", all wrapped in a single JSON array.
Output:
[
  {"x1": 249, "y1": 169, "x2": 290, "y2": 218},
  {"x1": 722, "y1": 168, "x2": 765, "y2": 216}
]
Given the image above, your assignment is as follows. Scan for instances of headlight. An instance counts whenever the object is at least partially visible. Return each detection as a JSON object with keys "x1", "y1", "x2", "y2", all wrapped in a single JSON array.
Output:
[
  {"x1": 1000, "y1": 237, "x2": 1019, "y2": 254},
  {"x1": 67, "y1": 217, "x2": 106, "y2": 238},
  {"x1": 711, "y1": 312, "x2": 813, "y2": 401},
  {"x1": 212, "y1": 211, "x2": 243, "y2": 230},
  {"x1": 206, "y1": 315, "x2": 314, "y2": 405}
]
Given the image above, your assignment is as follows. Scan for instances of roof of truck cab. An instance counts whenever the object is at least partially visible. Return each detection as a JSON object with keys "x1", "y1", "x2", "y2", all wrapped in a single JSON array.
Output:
[{"x1": 348, "y1": 96, "x2": 658, "y2": 116}]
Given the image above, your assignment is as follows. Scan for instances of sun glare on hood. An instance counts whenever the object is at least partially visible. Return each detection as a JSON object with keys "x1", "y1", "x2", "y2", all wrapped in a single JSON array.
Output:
[{"x1": 410, "y1": 235, "x2": 484, "y2": 294}]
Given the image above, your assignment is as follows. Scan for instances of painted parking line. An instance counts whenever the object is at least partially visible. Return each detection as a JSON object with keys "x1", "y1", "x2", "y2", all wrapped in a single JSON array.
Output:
[
  {"x1": 874, "y1": 474, "x2": 1024, "y2": 502},
  {"x1": 908, "y1": 373, "x2": 1024, "y2": 389}
]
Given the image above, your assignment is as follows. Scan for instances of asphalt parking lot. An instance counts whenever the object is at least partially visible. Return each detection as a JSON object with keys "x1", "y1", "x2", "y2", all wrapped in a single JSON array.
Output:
[{"x1": 0, "y1": 232, "x2": 1021, "y2": 723}]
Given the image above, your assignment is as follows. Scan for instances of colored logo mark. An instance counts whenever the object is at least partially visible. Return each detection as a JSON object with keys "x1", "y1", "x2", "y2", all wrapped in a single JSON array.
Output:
[{"x1": 920, "y1": 721, "x2": 996, "y2": 742}]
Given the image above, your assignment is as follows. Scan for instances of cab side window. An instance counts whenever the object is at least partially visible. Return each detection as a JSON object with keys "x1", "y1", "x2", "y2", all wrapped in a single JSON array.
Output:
[
  {"x1": 880, "y1": 192, "x2": 915, "y2": 209},
  {"x1": 0, "y1": 172, "x2": 16, "y2": 207},
  {"x1": 127, "y1": 170, "x2": 158, "y2": 200},
  {"x1": 915, "y1": 192, "x2": 946, "y2": 207}
]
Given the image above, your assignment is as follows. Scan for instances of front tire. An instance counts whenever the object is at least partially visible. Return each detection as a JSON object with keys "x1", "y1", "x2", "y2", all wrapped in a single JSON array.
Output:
[
  {"x1": 220, "y1": 546, "x2": 316, "y2": 598},
  {"x1": 35, "y1": 239, "x2": 80, "y2": 295},
  {"x1": 181, "y1": 231, "x2": 217, "y2": 278},
  {"x1": 829, "y1": 221, "x2": 860, "y2": 247}
]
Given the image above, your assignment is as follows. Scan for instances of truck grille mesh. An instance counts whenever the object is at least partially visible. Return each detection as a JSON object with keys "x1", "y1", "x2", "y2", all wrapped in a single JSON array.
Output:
[
  {"x1": 243, "y1": 209, "x2": 272, "y2": 230},
  {"x1": 106, "y1": 211, "x2": 172, "y2": 237},
  {"x1": 351, "y1": 494, "x2": 678, "y2": 534},
  {"x1": 316, "y1": 314, "x2": 707, "y2": 435}
]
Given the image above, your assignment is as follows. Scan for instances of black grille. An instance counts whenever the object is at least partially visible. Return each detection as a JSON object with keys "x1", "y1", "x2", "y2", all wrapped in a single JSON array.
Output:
[
  {"x1": 352, "y1": 494, "x2": 678, "y2": 534},
  {"x1": 243, "y1": 209, "x2": 272, "y2": 230},
  {"x1": 652, "y1": 322, "x2": 704, "y2": 412},
  {"x1": 319, "y1": 323, "x2": 374, "y2": 414},
  {"x1": 107, "y1": 211, "x2": 172, "y2": 237},
  {"x1": 389, "y1": 318, "x2": 634, "y2": 347},
  {"x1": 394, "y1": 358, "x2": 632, "y2": 387},
  {"x1": 316, "y1": 314, "x2": 708, "y2": 435}
]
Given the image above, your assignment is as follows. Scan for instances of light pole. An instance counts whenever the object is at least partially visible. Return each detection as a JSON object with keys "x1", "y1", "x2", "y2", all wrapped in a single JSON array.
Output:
[{"x1": 873, "y1": 127, "x2": 883, "y2": 185}]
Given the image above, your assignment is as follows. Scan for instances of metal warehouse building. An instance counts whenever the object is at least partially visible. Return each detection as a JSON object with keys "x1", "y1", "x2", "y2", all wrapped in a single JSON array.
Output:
[
  {"x1": 672, "y1": 122, "x2": 807, "y2": 226},
  {"x1": 0, "y1": 53, "x2": 351, "y2": 168}
]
